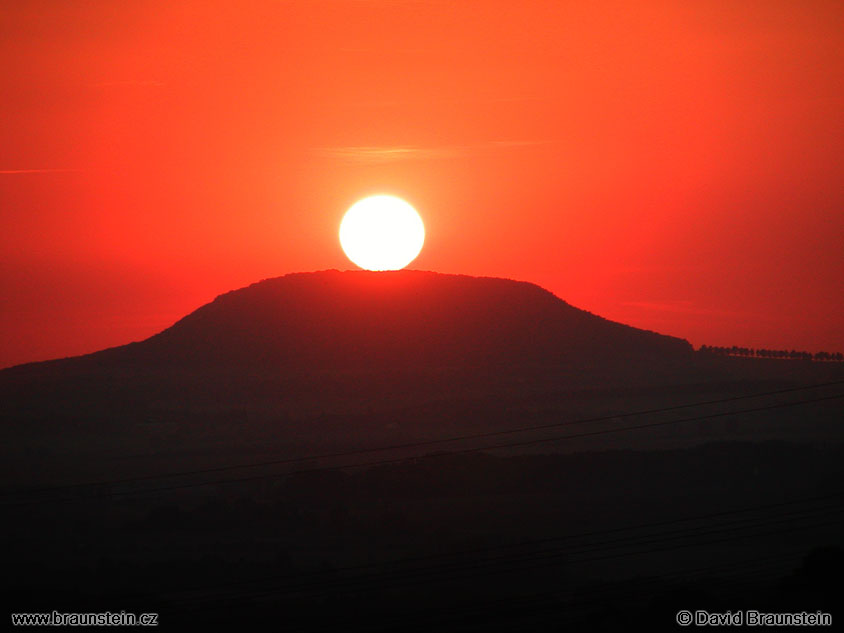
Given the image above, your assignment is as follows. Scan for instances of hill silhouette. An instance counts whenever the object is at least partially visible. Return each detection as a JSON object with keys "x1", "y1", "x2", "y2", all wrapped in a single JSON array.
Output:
[{"x1": 4, "y1": 270, "x2": 692, "y2": 375}]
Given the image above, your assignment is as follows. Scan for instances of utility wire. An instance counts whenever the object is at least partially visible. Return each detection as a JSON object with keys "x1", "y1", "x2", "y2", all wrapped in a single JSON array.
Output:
[
  {"x1": 161, "y1": 511, "x2": 843, "y2": 612},
  {"x1": 6, "y1": 378, "x2": 843, "y2": 497},
  {"x1": 8, "y1": 391, "x2": 836, "y2": 505},
  {"x1": 105, "y1": 491, "x2": 843, "y2": 604}
]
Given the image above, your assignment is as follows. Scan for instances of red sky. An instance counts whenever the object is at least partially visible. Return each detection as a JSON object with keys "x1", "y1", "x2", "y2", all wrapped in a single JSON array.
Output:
[{"x1": 2, "y1": 0, "x2": 842, "y2": 368}]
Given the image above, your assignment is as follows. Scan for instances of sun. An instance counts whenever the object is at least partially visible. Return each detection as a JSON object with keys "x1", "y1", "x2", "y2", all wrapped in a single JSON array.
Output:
[{"x1": 339, "y1": 195, "x2": 425, "y2": 271}]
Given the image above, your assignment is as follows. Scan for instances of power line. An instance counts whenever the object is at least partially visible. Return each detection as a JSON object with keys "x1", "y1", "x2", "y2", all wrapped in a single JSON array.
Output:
[
  {"x1": 5, "y1": 391, "x2": 841, "y2": 506},
  {"x1": 105, "y1": 491, "x2": 844, "y2": 604},
  {"x1": 160, "y1": 510, "x2": 843, "y2": 613},
  {"x1": 166, "y1": 516, "x2": 841, "y2": 616},
  {"x1": 7, "y1": 378, "x2": 843, "y2": 498}
]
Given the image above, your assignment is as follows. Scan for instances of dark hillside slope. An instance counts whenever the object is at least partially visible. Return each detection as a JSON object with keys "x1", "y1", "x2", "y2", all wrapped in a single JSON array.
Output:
[{"x1": 123, "y1": 270, "x2": 693, "y2": 368}]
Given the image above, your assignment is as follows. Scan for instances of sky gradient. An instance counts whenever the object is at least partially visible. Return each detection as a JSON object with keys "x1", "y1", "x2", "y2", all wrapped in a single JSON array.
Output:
[{"x1": 2, "y1": 0, "x2": 842, "y2": 368}]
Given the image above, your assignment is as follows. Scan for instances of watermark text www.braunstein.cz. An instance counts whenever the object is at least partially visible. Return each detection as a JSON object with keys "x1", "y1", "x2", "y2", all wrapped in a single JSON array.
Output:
[
  {"x1": 11, "y1": 611, "x2": 158, "y2": 626},
  {"x1": 676, "y1": 610, "x2": 831, "y2": 627}
]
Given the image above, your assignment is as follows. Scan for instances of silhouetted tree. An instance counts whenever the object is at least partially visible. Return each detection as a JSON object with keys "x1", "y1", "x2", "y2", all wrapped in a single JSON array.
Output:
[{"x1": 698, "y1": 345, "x2": 843, "y2": 362}]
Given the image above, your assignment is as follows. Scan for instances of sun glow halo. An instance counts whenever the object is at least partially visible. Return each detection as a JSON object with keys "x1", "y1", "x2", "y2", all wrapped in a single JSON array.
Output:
[{"x1": 339, "y1": 195, "x2": 425, "y2": 271}]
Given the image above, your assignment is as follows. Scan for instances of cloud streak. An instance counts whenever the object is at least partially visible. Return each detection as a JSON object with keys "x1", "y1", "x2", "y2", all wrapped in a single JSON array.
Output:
[
  {"x1": 0, "y1": 168, "x2": 83, "y2": 175},
  {"x1": 313, "y1": 140, "x2": 550, "y2": 164},
  {"x1": 89, "y1": 80, "x2": 165, "y2": 88},
  {"x1": 619, "y1": 300, "x2": 764, "y2": 319}
]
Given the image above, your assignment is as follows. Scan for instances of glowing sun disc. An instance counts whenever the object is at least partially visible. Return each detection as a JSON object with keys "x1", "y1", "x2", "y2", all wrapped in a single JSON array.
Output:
[{"x1": 339, "y1": 195, "x2": 425, "y2": 271}]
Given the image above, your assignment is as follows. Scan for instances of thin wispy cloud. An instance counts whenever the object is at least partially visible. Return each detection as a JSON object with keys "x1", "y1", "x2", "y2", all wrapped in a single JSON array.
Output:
[
  {"x1": 89, "y1": 80, "x2": 165, "y2": 88},
  {"x1": 488, "y1": 140, "x2": 551, "y2": 148},
  {"x1": 348, "y1": 95, "x2": 538, "y2": 108},
  {"x1": 620, "y1": 300, "x2": 762, "y2": 319},
  {"x1": 312, "y1": 146, "x2": 451, "y2": 163},
  {"x1": 313, "y1": 140, "x2": 550, "y2": 163},
  {"x1": 0, "y1": 168, "x2": 84, "y2": 175}
]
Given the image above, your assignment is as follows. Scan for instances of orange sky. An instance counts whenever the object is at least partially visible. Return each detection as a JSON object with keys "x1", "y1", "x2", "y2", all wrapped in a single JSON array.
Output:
[{"x1": 2, "y1": 0, "x2": 842, "y2": 368}]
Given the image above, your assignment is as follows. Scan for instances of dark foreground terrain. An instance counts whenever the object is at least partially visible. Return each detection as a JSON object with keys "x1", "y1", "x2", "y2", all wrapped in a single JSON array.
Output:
[
  {"x1": 4, "y1": 442, "x2": 844, "y2": 631},
  {"x1": 2, "y1": 271, "x2": 842, "y2": 630}
]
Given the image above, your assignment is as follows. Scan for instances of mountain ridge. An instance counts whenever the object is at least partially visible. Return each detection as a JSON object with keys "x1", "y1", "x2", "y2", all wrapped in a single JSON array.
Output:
[{"x1": 0, "y1": 269, "x2": 693, "y2": 376}]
